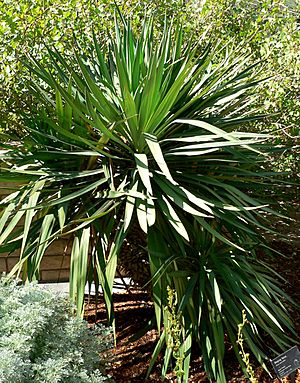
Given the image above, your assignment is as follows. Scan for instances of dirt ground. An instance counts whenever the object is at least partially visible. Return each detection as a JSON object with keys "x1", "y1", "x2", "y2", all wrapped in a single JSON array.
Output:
[{"x1": 85, "y1": 211, "x2": 300, "y2": 383}]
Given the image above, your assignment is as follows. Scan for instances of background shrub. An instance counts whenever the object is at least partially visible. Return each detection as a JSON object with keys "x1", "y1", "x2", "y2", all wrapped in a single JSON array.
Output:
[
  {"x1": 0, "y1": 0, "x2": 186, "y2": 133},
  {"x1": 195, "y1": 0, "x2": 300, "y2": 173},
  {"x1": 0, "y1": 279, "x2": 113, "y2": 383},
  {"x1": 1, "y1": 0, "x2": 299, "y2": 173}
]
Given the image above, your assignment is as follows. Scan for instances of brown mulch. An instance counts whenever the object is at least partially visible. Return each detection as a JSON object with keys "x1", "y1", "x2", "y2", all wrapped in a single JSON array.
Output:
[{"x1": 85, "y1": 212, "x2": 300, "y2": 383}]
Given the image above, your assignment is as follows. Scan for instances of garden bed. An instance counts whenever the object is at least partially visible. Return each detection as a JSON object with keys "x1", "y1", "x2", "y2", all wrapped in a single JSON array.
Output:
[{"x1": 85, "y1": 220, "x2": 300, "y2": 383}]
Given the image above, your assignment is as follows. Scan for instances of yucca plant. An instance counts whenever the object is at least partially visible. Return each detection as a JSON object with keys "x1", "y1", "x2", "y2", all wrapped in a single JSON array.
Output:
[{"x1": 0, "y1": 13, "x2": 296, "y2": 382}]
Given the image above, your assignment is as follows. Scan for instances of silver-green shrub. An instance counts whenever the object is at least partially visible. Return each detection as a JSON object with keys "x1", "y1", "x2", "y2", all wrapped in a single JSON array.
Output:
[{"x1": 0, "y1": 279, "x2": 113, "y2": 383}]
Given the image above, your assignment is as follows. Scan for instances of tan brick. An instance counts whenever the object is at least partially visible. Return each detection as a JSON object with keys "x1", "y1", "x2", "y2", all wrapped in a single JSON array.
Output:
[
  {"x1": 45, "y1": 240, "x2": 71, "y2": 256},
  {"x1": 0, "y1": 181, "x2": 73, "y2": 283},
  {"x1": 1, "y1": 238, "x2": 72, "y2": 258},
  {"x1": 0, "y1": 254, "x2": 70, "y2": 272},
  {"x1": 0, "y1": 182, "x2": 20, "y2": 193},
  {"x1": 5, "y1": 256, "x2": 20, "y2": 270},
  {"x1": 1, "y1": 249, "x2": 19, "y2": 258},
  {"x1": 0, "y1": 258, "x2": 8, "y2": 273},
  {"x1": 40, "y1": 269, "x2": 69, "y2": 283},
  {"x1": 40, "y1": 254, "x2": 70, "y2": 270}
]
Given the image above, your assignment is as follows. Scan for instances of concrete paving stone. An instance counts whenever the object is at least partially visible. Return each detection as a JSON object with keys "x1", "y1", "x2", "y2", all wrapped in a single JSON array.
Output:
[{"x1": 40, "y1": 278, "x2": 132, "y2": 294}]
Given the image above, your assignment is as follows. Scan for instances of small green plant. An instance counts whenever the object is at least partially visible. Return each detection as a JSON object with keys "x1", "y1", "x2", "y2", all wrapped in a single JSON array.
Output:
[
  {"x1": 0, "y1": 279, "x2": 113, "y2": 383},
  {"x1": 165, "y1": 286, "x2": 184, "y2": 381},
  {"x1": 237, "y1": 310, "x2": 258, "y2": 383}
]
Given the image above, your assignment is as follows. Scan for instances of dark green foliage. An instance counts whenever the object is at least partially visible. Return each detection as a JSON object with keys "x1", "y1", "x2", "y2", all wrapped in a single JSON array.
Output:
[{"x1": 0, "y1": 16, "x2": 296, "y2": 382}]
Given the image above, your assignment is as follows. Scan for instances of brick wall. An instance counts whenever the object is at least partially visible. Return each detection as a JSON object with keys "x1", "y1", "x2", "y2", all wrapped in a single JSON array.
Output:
[{"x1": 0, "y1": 183, "x2": 71, "y2": 282}]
